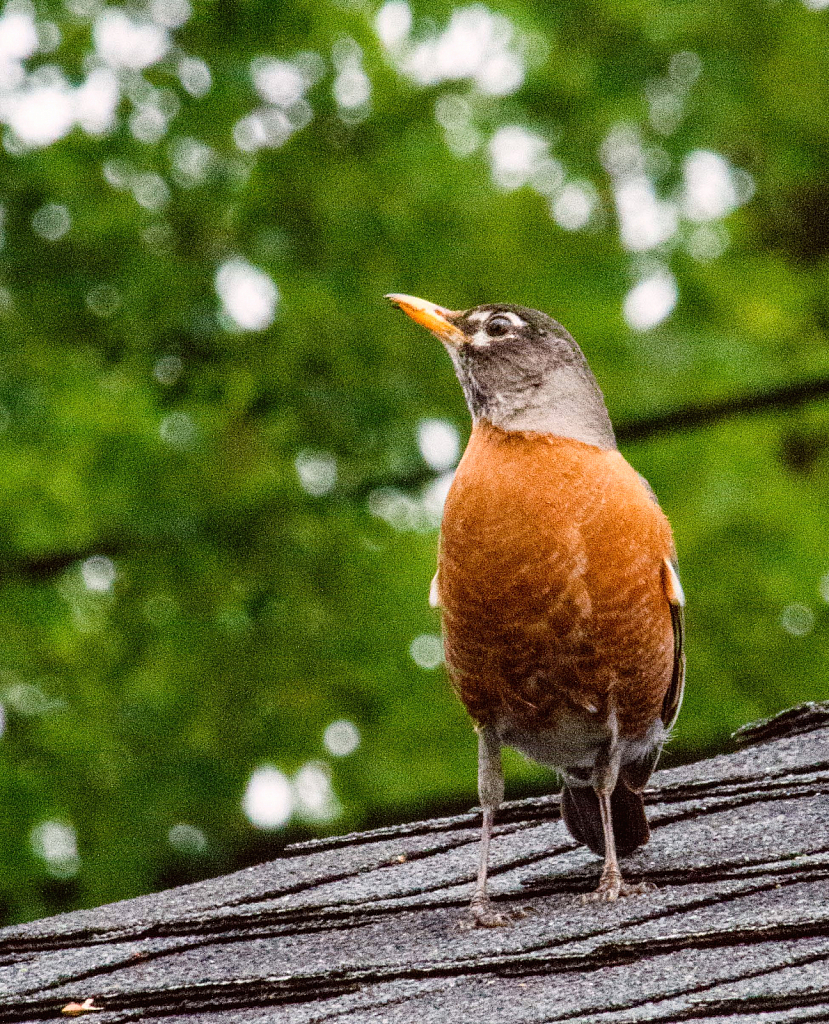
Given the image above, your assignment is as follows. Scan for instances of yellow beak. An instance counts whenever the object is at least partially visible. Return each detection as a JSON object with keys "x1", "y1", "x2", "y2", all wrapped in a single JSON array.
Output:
[{"x1": 385, "y1": 293, "x2": 466, "y2": 348}]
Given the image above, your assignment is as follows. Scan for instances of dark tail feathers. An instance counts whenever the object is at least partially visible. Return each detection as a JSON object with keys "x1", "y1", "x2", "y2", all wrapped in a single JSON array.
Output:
[{"x1": 561, "y1": 782, "x2": 650, "y2": 858}]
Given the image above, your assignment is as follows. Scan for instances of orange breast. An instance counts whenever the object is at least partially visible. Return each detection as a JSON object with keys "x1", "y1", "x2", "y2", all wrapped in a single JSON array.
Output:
[{"x1": 438, "y1": 421, "x2": 676, "y2": 740}]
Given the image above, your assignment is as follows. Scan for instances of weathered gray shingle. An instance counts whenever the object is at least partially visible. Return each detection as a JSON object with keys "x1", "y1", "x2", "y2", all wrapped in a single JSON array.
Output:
[{"x1": 2, "y1": 703, "x2": 828, "y2": 1023}]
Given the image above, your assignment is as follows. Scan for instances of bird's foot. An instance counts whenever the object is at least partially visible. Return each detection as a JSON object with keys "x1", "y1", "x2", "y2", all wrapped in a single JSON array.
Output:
[
  {"x1": 581, "y1": 871, "x2": 655, "y2": 904},
  {"x1": 457, "y1": 895, "x2": 533, "y2": 930}
]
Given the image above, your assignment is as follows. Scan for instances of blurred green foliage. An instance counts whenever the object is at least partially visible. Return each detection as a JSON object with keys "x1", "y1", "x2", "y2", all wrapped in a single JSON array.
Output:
[{"x1": 1, "y1": 0, "x2": 828, "y2": 925}]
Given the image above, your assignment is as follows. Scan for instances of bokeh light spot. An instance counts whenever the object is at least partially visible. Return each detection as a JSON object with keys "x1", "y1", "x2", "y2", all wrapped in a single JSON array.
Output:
[
  {"x1": 682, "y1": 150, "x2": 741, "y2": 222},
  {"x1": 687, "y1": 223, "x2": 729, "y2": 262},
  {"x1": 168, "y1": 822, "x2": 208, "y2": 855},
  {"x1": 417, "y1": 418, "x2": 460, "y2": 471},
  {"x1": 369, "y1": 487, "x2": 432, "y2": 532},
  {"x1": 86, "y1": 283, "x2": 121, "y2": 317},
  {"x1": 153, "y1": 354, "x2": 183, "y2": 386},
  {"x1": 409, "y1": 633, "x2": 444, "y2": 670},
  {"x1": 333, "y1": 40, "x2": 371, "y2": 112},
  {"x1": 81, "y1": 554, "x2": 116, "y2": 592},
  {"x1": 5, "y1": 681, "x2": 63, "y2": 717},
  {"x1": 177, "y1": 56, "x2": 212, "y2": 97},
  {"x1": 93, "y1": 9, "x2": 168, "y2": 70},
  {"x1": 400, "y1": 6, "x2": 525, "y2": 96},
  {"x1": 295, "y1": 452, "x2": 337, "y2": 496},
  {"x1": 132, "y1": 172, "x2": 170, "y2": 210},
  {"x1": 421, "y1": 470, "x2": 455, "y2": 524},
  {"x1": 159, "y1": 411, "x2": 197, "y2": 449},
  {"x1": 0, "y1": 9, "x2": 38, "y2": 64},
  {"x1": 780, "y1": 603, "x2": 815, "y2": 637},
  {"x1": 215, "y1": 258, "x2": 278, "y2": 331},
  {"x1": 31, "y1": 202, "x2": 70, "y2": 240},
  {"x1": 552, "y1": 182, "x2": 596, "y2": 232},
  {"x1": 323, "y1": 719, "x2": 360, "y2": 757},
  {"x1": 375, "y1": 1, "x2": 412, "y2": 48},
  {"x1": 149, "y1": 0, "x2": 192, "y2": 30},
  {"x1": 31, "y1": 820, "x2": 80, "y2": 878},
  {"x1": 293, "y1": 762, "x2": 340, "y2": 821},
  {"x1": 623, "y1": 270, "x2": 678, "y2": 331},
  {"x1": 243, "y1": 765, "x2": 293, "y2": 829},
  {"x1": 489, "y1": 125, "x2": 547, "y2": 191},
  {"x1": 252, "y1": 58, "x2": 308, "y2": 107}
]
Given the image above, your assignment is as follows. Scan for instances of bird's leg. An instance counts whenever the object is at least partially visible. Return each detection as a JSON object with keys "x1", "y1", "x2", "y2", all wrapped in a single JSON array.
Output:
[
  {"x1": 584, "y1": 734, "x2": 652, "y2": 903},
  {"x1": 584, "y1": 787, "x2": 652, "y2": 900},
  {"x1": 592, "y1": 786, "x2": 625, "y2": 900},
  {"x1": 461, "y1": 725, "x2": 528, "y2": 929}
]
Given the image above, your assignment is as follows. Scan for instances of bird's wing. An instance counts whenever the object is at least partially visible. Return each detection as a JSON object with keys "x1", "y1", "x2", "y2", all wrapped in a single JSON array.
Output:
[
  {"x1": 619, "y1": 555, "x2": 686, "y2": 793},
  {"x1": 660, "y1": 555, "x2": 686, "y2": 731},
  {"x1": 636, "y1": 473, "x2": 686, "y2": 731},
  {"x1": 428, "y1": 570, "x2": 441, "y2": 609}
]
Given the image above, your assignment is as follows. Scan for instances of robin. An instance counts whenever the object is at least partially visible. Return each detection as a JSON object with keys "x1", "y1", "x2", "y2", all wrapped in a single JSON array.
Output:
[{"x1": 386, "y1": 294, "x2": 685, "y2": 928}]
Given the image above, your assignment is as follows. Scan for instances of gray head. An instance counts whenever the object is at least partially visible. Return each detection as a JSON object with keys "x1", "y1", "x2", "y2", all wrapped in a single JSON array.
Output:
[{"x1": 386, "y1": 294, "x2": 616, "y2": 449}]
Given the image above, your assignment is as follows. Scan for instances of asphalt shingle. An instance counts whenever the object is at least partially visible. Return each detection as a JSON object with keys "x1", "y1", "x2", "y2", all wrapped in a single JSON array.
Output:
[{"x1": 1, "y1": 702, "x2": 828, "y2": 1023}]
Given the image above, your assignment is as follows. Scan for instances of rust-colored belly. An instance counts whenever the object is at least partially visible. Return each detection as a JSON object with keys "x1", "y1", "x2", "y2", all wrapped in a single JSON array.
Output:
[{"x1": 438, "y1": 422, "x2": 675, "y2": 742}]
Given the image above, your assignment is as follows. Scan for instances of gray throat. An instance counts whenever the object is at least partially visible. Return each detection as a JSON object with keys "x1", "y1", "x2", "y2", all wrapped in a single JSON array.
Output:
[{"x1": 452, "y1": 354, "x2": 617, "y2": 450}]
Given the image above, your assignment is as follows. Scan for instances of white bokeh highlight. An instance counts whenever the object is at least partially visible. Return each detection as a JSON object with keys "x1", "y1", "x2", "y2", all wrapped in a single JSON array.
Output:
[
  {"x1": 31, "y1": 820, "x2": 80, "y2": 878},
  {"x1": 552, "y1": 182, "x2": 596, "y2": 232},
  {"x1": 375, "y1": 1, "x2": 412, "y2": 49},
  {"x1": 623, "y1": 270, "x2": 678, "y2": 332},
  {"x1": 160, "y1": 411, "x2": 197, "y2": 448},
  {"x1": 153, "y1": 354, "x2": 183, "y2": 386},
  {"x1": 489, "y1": 125, "x2": 547, "y2": 191},
  {"x1": 93, "y1": 9, "x2": 169, "y2": 71},
  {"x1": 417, "y1": 418, "x2": 460, "y2": 472},
  {"x1": 293, "y1": 762, "x2": 340, "y2": 822},
  {"x1": 295, "y1": 452, "x2": 338, "y2": 496},
  {"x1": 234, "y1": 52, "x2": 320, "y2": 152},
  {"x1": 81, "y1": 555, "x2": 116, "y2": 593},
  {"x1": 398, "y1": 5, "x2": 526, "y2": 97},
  {"x1": 421, "y1": 471, "x2": 455, "y2": 525},
  {"x1": 168, "y1": 822, "x2": 208, "y2": 854},
  {"x1": 323, "y1": 719, "x2": 360, "y2": 757},
  {"x1": 31, "y1": 202, "x2": 70, "y2": 240},
  {"x1": 682, "y1": 150, "x2": 740, "y2": 222},
  {"x1": 332, "y1": 40, "x2": 371, "y2": 112},
  {"x1": 779, "y1": 603, "x2": 815, "y2": 637},
  {"x1": 243, "y1": 765, "x2": 293, "y2": 829},
  {"x1": 409, "y1": 633, "x2": 444, "y2": 670},
  {"x1": 601, "y1": 124, "x2": 677, "y2": 252},
  {"x1": 215, "y1": 258, "x2": 278, "y2": 331}
]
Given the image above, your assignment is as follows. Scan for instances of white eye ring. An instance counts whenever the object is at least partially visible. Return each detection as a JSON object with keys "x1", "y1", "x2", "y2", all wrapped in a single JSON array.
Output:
[{"x1": 486, "y1": 314, "x2": 513, "y2": 336}]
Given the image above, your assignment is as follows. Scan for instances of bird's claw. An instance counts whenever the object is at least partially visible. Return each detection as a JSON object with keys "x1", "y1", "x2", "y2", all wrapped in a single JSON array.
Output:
[
  {"x1": 581, "y1": 874, "x2": 655, "y2": 904},
  {"x1": 458, "y1": 897, "x2": 534, "y2": 930}
]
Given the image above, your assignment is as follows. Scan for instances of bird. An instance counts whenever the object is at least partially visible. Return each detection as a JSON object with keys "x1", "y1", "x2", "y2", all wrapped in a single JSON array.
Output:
[{"x1": 386, "y1": 293, "x2": 685, "y2": 928}]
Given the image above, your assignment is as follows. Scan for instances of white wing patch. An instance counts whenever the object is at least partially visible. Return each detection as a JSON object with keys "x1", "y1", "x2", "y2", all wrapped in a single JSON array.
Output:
[
  {"x1": 663, "y1": 557, "x2": 685, "y2": 607},
  {"x1": 429, "y1": 571, "x2": 441, "y2": 609}
]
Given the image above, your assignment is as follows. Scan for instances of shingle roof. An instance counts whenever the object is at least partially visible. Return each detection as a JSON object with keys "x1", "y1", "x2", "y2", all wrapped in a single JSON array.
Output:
[{"x1": 2, "y1": 702, "x2": 828, "y2": 1023}]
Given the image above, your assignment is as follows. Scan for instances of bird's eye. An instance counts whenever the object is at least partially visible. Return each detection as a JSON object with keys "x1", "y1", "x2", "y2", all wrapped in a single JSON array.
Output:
[{"x1": 486, "y1": 314, "x2": 512, "y2": 336}]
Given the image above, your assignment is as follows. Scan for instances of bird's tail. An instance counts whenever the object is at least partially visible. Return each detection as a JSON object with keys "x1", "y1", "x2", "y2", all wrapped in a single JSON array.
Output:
[{"x1": 561, "y1": 782, "x2": 650, "y2": 858}]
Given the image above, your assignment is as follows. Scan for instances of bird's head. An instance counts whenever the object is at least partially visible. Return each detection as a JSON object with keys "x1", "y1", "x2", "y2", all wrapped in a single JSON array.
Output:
[{"x1": 386, "y1": 294, "x2": 616, "y2": 449}]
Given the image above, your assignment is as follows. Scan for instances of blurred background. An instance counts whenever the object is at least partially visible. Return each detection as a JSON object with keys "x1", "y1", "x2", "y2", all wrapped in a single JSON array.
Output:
[{"x1": 1, "y1": 0, "x2": 828, "y2": 926}]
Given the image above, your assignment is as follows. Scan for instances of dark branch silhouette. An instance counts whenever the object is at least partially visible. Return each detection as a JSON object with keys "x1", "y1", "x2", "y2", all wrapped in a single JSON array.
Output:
[
  {"x1": 615, "y1": 374, "x2": 829, "y2": 443},
  {"x1": 5, "y1": 375, "x2": 829, "y2": 581},
  {"x1": 351, "y1": 374, "x2": 829, "y2": 498}
]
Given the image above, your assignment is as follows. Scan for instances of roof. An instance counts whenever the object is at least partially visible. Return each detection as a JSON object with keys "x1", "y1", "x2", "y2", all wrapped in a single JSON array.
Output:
[{"x1": 2, "y1": 702, "x2": 828, "y2": 1023}]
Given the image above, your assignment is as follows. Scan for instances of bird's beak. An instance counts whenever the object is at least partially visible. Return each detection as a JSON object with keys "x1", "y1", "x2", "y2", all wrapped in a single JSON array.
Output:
[{"x1": 385, "y1": 293, "x2": 466, "y2": 348}]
